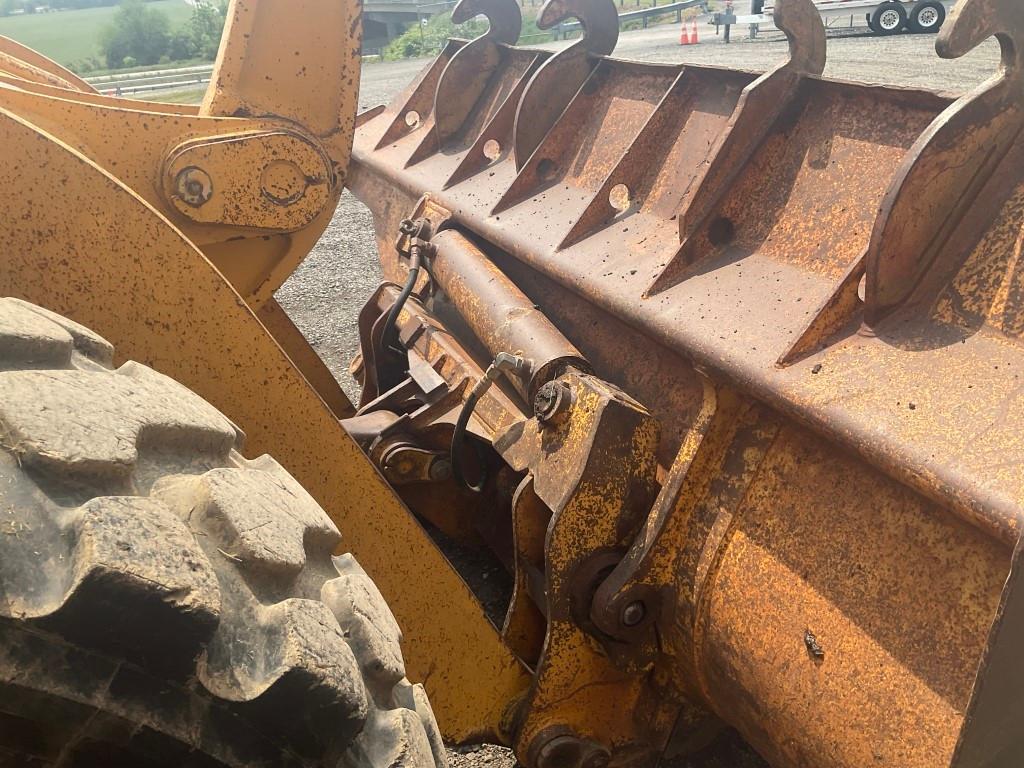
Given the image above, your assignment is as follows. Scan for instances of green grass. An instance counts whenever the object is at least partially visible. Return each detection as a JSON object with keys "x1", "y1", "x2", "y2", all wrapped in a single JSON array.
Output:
[
  {"x1": 128, "y1": 85, "x2": 205, "y2": 104},
  {"x1": 0, "y1": 1, "x2": 193, "y2": 65},
  {"x1": 87, "y1": 56, "x2": 207, "y2": 78}
]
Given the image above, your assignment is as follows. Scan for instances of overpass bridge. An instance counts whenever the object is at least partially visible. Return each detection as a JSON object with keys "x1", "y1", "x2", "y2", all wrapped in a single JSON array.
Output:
[{"x1": 363, "y1": 0, "x2": 457, "y2": 50}]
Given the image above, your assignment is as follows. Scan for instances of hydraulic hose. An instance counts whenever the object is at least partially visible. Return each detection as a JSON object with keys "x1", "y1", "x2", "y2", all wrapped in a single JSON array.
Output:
[
  {"x1": 380, "y1": 249, "x2": 421, "y2": 355},
  {"x1": 451, "y1": 383, "x2": 487, "y2": 492},
  {"x1": 451, "y1": 352, "x2": 529, "y2": 492}
]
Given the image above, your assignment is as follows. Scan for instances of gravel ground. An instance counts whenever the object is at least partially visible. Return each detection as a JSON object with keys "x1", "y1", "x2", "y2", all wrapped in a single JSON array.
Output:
[{"x1": 274, "y1": 25, "x2": 1003, "y2": 767}]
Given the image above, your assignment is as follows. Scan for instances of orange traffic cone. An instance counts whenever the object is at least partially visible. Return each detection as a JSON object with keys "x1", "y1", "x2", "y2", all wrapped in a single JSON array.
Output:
[
  {"x1": 690, "y1": 18, "x2": 699, "y2": 43},
  {"x1": 679, "y1": 20, "x2": 691, "y2": 44}
]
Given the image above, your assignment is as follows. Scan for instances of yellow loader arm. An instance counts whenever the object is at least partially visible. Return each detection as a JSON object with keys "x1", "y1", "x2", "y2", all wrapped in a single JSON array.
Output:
[
  {"x1": 0, "y1": 0, "x2": 529, "y2": 743},
  {"x1": 1, "y1": 2, "x2": 356, "y2": 312}
]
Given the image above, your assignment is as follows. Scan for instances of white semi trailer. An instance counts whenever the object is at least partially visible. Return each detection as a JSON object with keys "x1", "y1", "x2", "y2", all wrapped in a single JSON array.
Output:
[{"x1": 736, "y1": 0, "x2": 955, "y2": 35}]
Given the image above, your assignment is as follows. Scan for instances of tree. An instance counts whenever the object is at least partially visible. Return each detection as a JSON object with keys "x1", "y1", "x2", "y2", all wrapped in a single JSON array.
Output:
[
  {"x1": 191, "y1": 3, "x2": 227, "y2": 59},
  {"x1": 168, "y1": 27, "x2": 197, "y2": 61},
  {"x1": 161, "y1": 3, "x2": 228, "y2": 64},
  {"x1": 99, "y1": 0, "x2": 170, "y2": 68}
]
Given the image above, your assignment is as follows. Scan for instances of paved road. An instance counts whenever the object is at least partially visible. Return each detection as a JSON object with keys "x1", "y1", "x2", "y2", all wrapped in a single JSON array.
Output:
[{"x1": 273, "y1": 25, "x2": 1002, "y2": 767}]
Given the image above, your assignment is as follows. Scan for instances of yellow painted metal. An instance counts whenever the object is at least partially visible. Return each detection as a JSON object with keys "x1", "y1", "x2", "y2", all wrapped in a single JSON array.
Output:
[
  {"x1": 256, "y1": 298, "x2": 356, "y2": 420},
  {"x1": 0, "y1": 0, "x2": 360, "y2": 419},
  {"x1": 0, "y1": 51, "x2": 79, "y2": 89},
  {"x1": 688, "y1": 418, "x2": 1008, "y2": 767},
  {"x1": 0, "y1": 0, "x2": 359, "y2": 312},
  {"x1": 162, "y1": 131, "x2": 332, "y2": 230},
  {"x1": 0, "y1": 85, "x2": 318, "y2": 308},
  {"x1": 203, "y1": 0, "x2": 361, "y2": 140},
  {"x1": 0, "y1": 103, "x2": 529, "y2": 743},
  {"x1": 0, "y1": 34, "x2": 93, "y2": 92},
  {"x1": 491, "y1": 371, "x2": 678, "y2": 763},
  {"x1": 0, "y1": 0, "x2": 532, "y2": 743},
  {"x1": 0, "y1": 70, "x2": 200, "y2": 113}
]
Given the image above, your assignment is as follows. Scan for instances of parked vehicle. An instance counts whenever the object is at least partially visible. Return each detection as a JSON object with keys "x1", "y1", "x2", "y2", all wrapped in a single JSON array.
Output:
[{"x1": 743, "y1": 0, "x2": 953, "y2": 34}]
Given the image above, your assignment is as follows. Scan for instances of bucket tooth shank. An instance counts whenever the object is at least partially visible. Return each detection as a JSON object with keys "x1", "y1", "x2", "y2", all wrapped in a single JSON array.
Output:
[
  {"x1": 442, "y1": 52, "x2": 547, "y2": 189},
  {"x1": 511, "y1": 0, "x2": 619, "y2": 171},
  {"x1": 374, "y1": 43, "x2": 462, "y2": 151},
  {"x1": 648, "y1": 0, "x2": 826, "y2": 295},
  {"x1": 865, "y1": 0, "x2": 1024, "y2": 322},
  {"x1": 427, "y1": 0, "x2": 523, "y2": 153}
]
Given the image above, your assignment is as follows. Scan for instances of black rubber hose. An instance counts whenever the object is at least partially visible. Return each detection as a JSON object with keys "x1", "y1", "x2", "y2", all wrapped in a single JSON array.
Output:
[
  {"x1": 451, "y1": 386, "x2": 487, "y2": 493},
  {"x1": 449, "y1": 353, "x2": 528, "y2": 492},
  {"x1": 380, "y1": 250, "x2": 422, "y2": 354}
]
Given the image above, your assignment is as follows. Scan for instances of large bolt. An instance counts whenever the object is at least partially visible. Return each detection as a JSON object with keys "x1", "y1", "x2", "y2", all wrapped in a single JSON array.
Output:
[
  {"x1": 535, "y1": 735, "x2": 584, "y2": 768},
  {"x1": 620, "y1": 600, "x2": 646, "y2": 628},
  {"x1": 429, "y1": 456, "x2": 453, "y2": 482},
  {"x1": 261, "y1": 159, "x2": 307, "y2": 205},
  {"x1": 534, "y1": 380, "x2": 572, "y2": 424},
  {"x1": 175, "y1": 166, "x2": 213, "y2": 207},
  {"x1": 534, "y1": 733, "x2": 610, "y2": 768}
]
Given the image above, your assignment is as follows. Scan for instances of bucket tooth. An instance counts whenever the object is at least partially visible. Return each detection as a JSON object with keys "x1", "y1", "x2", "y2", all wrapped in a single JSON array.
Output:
[
  {"x1": 511, "y1": 0, "x2": 619, "y2": 170},
  {"x1": 646, "y1": 0, "x2": 827, "y2": 296},
  {"x1": 557, "y1": 65, "x2": 754, "y2": 251},
  {"x1": 406, "y1": 0, "x2": 523, "y2": 168},
  {"x1": 441, "y1": 52, "x2": 547, "y2": 189},
  {"x1": 864, "y1": 0, "x2": 1024, "y2": 324},
  {"x1": 372, "y1": 41, "x2": 460, "y2": 151},
  {"x1": 492, "y1": 59, "x2": 677, "y2": 232},
  {"x1": 436, "y1": 0, "x2": 524, "y2": 150}
]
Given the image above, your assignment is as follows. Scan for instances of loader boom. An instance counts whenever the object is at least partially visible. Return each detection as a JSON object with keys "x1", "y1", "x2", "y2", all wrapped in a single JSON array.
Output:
[{"x1": 0, "y1": 0, "x2": 530, "y2": 746}]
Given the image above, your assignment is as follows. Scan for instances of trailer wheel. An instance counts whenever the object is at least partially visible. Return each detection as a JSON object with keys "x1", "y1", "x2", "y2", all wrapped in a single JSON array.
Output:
[
  {"x1": 909, "y1": 1, "x2": 945, "y2": 33},
  {"x1": 870, "y1": 2, "x2": 907, "y2": 34}
]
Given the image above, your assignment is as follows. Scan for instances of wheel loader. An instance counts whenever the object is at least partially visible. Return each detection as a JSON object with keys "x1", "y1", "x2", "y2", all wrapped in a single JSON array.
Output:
[{"x1": 1, "y1": 0, "x2": 1023, "y2": 765}]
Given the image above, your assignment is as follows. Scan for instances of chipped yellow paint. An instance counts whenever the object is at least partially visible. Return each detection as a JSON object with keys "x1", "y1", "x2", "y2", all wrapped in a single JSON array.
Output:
[{"x1": 0, "y1": 0, "x2": 532, "y2": 742}]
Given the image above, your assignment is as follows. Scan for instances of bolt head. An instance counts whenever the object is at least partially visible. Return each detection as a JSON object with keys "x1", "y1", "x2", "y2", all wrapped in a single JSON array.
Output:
[
  {"x1": 534, "y1": 734, "x2": 611, "y2": 768},
  {"x1": 429, "y1": 457, "x2": 453, "y2": 482},
  {"x1": 534, "y1": 380, "x2": 572, "y2": 424},
  {"x1": 175, "y1": 166, "x2": 213, "y2": 207},
  {"x1": 620, "y1": 600, "x2": 646, "y2": 628},
  {"x1": 536, "y1": 735, "x2": 584, "y2": 768},
  {"x1": 261, "y1": 159, "x2": 307, "y2": 205}
]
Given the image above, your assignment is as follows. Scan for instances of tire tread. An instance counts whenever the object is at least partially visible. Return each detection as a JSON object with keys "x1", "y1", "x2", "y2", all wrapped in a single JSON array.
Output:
[{"x1": 0, "y1": 298, "x2": 446, "y2": 768}]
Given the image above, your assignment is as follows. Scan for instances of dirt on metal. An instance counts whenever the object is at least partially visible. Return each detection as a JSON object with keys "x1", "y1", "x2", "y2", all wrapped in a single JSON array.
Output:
[
  {"x1": 280, "y1": 29, "x2": 1001, "y2": 403},
  {"x1": 274, "y1": 16, "x2": 1011, "y2": 768},
  {"x1": 344, "y1": 0, "x2": 1024, "y2": 764}
]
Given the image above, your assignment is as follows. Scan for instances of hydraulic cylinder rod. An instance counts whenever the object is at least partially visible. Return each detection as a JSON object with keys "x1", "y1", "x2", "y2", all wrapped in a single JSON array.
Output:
[{"x1": 429, "y1": 229, "x2": 589, "y2": 401}]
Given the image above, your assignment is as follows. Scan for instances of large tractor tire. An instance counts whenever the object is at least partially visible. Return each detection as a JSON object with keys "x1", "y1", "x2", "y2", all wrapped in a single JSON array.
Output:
[{"x1": 0, "y1": 298, "x2": 447, "y2": 768}]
